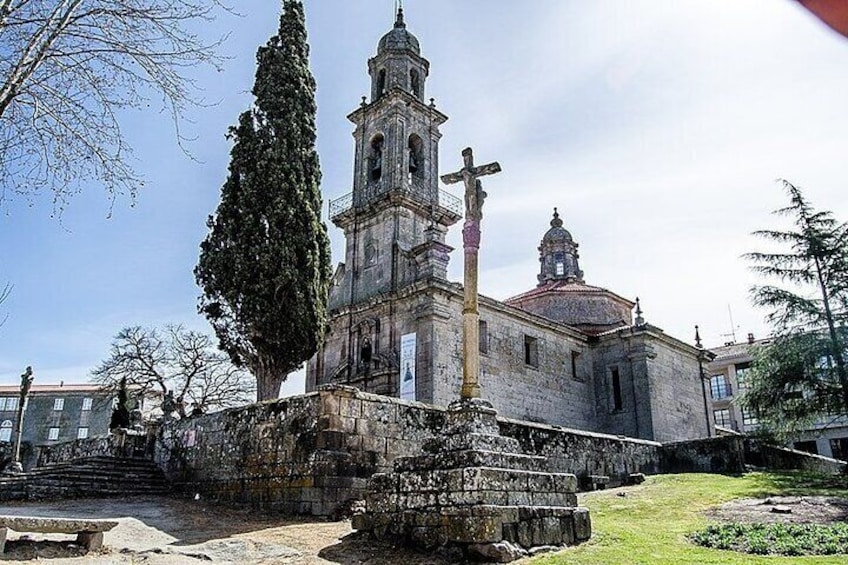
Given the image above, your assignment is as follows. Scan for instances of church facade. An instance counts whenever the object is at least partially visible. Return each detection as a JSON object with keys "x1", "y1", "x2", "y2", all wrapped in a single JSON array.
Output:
[{"x1": 306, "y1": 10, "x2": 712, "y2": 443}]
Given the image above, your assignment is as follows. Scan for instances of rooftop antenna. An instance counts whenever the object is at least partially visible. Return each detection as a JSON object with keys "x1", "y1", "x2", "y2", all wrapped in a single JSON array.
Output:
[{"x1": 720, "y1": 304, "x2": 740, "y2": 345}]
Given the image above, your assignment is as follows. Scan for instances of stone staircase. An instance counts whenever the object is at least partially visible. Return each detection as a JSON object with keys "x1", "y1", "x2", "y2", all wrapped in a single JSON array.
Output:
[{"x1": 0, "y1": 456, "x2": 170, "y2": 501}]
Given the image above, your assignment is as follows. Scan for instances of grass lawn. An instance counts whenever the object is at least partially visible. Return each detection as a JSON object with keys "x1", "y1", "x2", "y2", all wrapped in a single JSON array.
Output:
[{"x1": 529, "y1": 472, "x2": 848, "y2": 565}]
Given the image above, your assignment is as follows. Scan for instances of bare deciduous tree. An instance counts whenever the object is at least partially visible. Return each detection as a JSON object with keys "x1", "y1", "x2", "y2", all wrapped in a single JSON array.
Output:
[
  {"x1": 0, "y1": 0, "x2": 230, "y2": 211},
  {"x1": 91, "y1": 324, "x2": 254, "y2": 417}
]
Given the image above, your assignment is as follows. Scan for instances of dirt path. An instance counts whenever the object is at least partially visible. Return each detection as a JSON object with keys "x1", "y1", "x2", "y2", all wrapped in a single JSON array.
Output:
[{"x1": 0, "y1": 496, "x2": 460, "y2": 564}]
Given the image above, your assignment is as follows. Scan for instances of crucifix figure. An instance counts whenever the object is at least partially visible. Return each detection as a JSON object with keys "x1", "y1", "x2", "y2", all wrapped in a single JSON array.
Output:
[{"x1": 441, "y1": 148, "x2": 502, "y2": 400}]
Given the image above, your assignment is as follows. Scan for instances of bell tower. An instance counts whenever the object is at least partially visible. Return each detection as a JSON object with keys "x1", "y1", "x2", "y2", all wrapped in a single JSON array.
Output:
[{"x1": 328, "y1": 7, "x2": 461, "y2": 309}]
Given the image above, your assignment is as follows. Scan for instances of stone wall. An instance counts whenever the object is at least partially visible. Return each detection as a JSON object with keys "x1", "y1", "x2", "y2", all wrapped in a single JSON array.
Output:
[
  {"x1": 745, "y1": 440, "x2": 847, "y2": 475},
  {"x1": 150, "y1": 386, "x2": 664, "y2": 516},
  {"x1": 660, "y1": 437, "x2": 747, "y2": 474},
  {"x1": 20, "y1": 386, "x2": 846, "y2": 516},
  {"x1": 37, "y1": 429, "x2": 152, "y2": 467},
  {"x1": 660, "y1": 436, "x2": 847, "y2": 475}
]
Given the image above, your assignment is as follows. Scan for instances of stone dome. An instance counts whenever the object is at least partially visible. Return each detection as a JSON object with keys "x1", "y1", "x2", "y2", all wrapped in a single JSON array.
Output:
[
  {"x1": 378, "y1": 8, "x2": 420, "y2": 55},
  {"x1": 542, "y1": 208, "x2": 573, "y2": 243}
]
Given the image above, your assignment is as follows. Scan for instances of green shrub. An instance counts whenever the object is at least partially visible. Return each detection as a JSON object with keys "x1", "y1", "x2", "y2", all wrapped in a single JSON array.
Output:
[{"x1": 691, "y1": 523, "x2": 848, "y2": 556}]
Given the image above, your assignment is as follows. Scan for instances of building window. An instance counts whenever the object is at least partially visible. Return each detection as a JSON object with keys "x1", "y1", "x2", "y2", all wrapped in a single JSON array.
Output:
[
  {"x1": 793, "y1": 440, "x2": 818, "y2": 455},
  {"x1": 829, "y1": 438, "x2": 848, "y2": 461},
  {"x1": 369, "y1": 134, "x2": 384, "y2": 181},
  {"x1": 741, "y1": 408, "x2": 758, "y2": 426},
  {"x1": 710, "y1": 375, "x2": 731, "y2": 399},
  {"x1": 377, "y1": 68, "x2": 386, "y2": 96},
  {"x1": 48, "y1": 427, "x2": 60, "y2": 441},
  {"x1": 82, "y1": 398, "x2": 93, "y2": 411},
  {"x1": 571, "y1": 351, "x2": 582, "y2": 381},
  {"x1": 713, "y1": 409, "x2": 731, "y2": 428},
  {"x1": 554, "y1": 252, "x2": 565, "y2": 276},
  {"x1": 524, "y1": 335, "x2": 539, "y2": 368},
  {"x1": 610, "y1": 367, "x2": 623, "y2": 411},
  {"x1": 410, "y1": 69, "x2": 421, "y2": 99},
  {"x1": 735, "y1": 363, "x2": 751, "y2": 391},
  {"x1": 53, "y1": 398, "x2": 65, "y2": 411},
  {"x1": 479, "y1": 320, "x2": 488, "y2": 354},
  {"x1": 408, "y1": 134, "x2": 424, "y2": 177},
  {"x1": 77, "y1": 427, "x2": 89, "y2": 440},
  {"x1": 0, "y1": 397, "x2": 18, "y2": 412},
  {"x1": 0, "y1": 420, "x2": 12, "y2": 442}
]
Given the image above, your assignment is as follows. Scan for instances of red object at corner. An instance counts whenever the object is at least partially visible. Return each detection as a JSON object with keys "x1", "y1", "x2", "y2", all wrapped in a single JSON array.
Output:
[{"x1": 798, "y1": 0, "x2": 848, "y2": 37}]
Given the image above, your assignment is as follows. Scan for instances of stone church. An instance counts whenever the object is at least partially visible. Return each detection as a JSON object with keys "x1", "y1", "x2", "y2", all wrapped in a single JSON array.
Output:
[{"x1": 306, "y1": 9, "x2": 712, "y2": 443}]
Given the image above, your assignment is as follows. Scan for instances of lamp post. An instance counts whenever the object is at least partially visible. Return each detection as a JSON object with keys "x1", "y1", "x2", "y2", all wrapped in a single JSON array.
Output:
[{"x1": 9, "y1": 366, "x2": 33, "y2": 473}]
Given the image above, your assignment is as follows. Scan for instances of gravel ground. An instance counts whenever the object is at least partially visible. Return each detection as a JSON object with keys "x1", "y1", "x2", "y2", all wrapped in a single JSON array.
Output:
[{"x1": 0, "y1": 496, "x2": 461, "y2": 564}]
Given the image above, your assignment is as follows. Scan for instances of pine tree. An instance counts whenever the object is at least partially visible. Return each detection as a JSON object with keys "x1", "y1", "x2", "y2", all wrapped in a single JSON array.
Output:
[
  {"x1": 742, "y1": 180, "x2": 848, "y2": 433},
  {"x1": 195, "y1": 1, "x2": 331, "y2": 401}
]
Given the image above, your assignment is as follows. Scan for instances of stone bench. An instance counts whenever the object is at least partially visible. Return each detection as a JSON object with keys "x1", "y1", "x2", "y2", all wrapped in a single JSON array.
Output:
[{"x1": 0, "y1": 516, "x2": 118, "y2": 552}]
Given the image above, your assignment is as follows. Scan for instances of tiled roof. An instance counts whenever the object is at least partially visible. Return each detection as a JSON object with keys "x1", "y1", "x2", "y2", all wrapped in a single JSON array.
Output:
[
  {"x1": 708, "y1": 338, "x2": 773, "y2": 362},
  {"x1": 505, "y1": 280, "x2": 633, "y2": 305},
  {"x1": 0, "y1": 384, "x2": 108, "y2": 394}
]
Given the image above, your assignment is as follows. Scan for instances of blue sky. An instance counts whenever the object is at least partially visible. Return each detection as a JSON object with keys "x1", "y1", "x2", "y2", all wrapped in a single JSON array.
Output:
[{"x1": 1, "y1": 1, "x2": 847, "y2": 392}]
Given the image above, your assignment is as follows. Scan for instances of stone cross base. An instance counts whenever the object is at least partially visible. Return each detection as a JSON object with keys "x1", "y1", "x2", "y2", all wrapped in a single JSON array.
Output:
[{"x1": 353, "y1": 398, "x2": 591, "y2": 562}]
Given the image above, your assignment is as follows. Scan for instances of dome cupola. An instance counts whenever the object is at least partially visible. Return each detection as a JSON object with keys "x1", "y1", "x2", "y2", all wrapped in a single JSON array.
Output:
[
  {"x1": 377, "y1": 8, "x2": 421, "y2": 55},
  {"x1": 538, "y1": 208, "x2": 583, "y2": 285}
]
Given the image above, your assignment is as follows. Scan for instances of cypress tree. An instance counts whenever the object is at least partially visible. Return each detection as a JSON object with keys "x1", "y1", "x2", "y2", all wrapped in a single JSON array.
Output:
[{"x1": 196, "y1": 1, "x2": 331, "y2": 401}]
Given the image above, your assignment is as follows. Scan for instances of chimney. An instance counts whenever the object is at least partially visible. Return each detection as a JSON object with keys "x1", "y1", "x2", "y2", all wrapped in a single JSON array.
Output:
[{"x1": 747, "y1": 333, "x2": 755, "y2": 344}]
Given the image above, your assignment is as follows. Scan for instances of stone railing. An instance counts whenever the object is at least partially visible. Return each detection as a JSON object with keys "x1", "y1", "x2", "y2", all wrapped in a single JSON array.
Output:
[{"x1": 36, "y1": 429, "x2": 153, "y2": 467}]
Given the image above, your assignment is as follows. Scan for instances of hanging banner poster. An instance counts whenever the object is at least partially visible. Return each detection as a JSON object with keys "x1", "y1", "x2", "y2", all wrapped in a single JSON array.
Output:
[{"x1": 400, "y1": 333, "x2": 417, "y2": 401}]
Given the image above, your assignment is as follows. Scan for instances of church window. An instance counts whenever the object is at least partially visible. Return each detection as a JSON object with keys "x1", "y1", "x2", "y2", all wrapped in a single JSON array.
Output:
[
  {"x1": 360, "y1": 337, "x2": 372, "y2": 365},
  {"x1": 610, "y1": 367, "x2": 623, "y2": 411},
  {"x1": 571, "y1": 351, "x2": 582, "y2": 381},
  {"x1": 369, "y1": 135, "x2": 384, "y2": 181},
  {"x1": 0, "y1": 420, "x2": 11, "y2": 442},
  {"x1": 408, "y1": 134, "x2": 423, "y2": 177},
  {"x1": 479, "y1": 320, "x2": 488, "y2": 354},
  {"x1": 713, "y1": 409, "x2": 731, "y2": 428},
  {"x1": 374, "y1": 318, "x2": 381, "y2": 355},
  {"x1": 524, "y1": 335, "x2": 539, "y2": 368},
  {"x1": 377, "y1": 69, "x2": 386, "y2": 97},
  {"x1": 410, "y1": 69, "x2": 421, "y2": 99},
  {"x1": 555, "y1": 252, "x2": 565, "y2": 276}
]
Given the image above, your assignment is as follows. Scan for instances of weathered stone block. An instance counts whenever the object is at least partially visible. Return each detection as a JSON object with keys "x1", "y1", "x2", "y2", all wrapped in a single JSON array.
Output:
[
  {"x1": 574, "y1": 507, "x2": 591, "y2": 541},
  {"x1": 468, "y1": 541, "x2": 527, "y2": 563},
  {"x1": 445, "y1": 515, "x2": 502, "y2": 543}
]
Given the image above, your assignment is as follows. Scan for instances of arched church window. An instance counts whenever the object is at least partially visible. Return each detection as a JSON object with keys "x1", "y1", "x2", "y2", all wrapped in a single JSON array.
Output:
[
  {"x1": 554, "y1": 252, "x2": 565, "y2": 276},
  {"x1": 377, "y1": 69, "x2": 387, "y2": 97},
  {"x1": 410, "y1": 69, "x2": 421, "y2": 99},
  {"x1": 370, "y1": 134, "x2": 384, "y2": 181},
  {"x1": 408, "y1": 134, "x2": 423, "y2": 177},
  {"x1": 360, "y1": 337, "x2": 373, "y2": 365},
  {"x1": 0, "y1": 420, "x2": 12, "y2": 442}
]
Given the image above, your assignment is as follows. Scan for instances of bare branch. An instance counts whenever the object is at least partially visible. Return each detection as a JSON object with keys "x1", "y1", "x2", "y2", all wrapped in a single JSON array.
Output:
[
  {"x1": 90, "y1": 323, "x2": 254, "y2": 417},
  {"x1": 0, "y1": 0, "x2": 233, "y2": 213}
]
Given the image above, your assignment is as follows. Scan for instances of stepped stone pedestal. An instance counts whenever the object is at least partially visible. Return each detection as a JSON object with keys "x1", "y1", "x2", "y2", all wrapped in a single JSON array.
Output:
[{"x1": 353, "y1": 398, "x2": 591, "y2": 562}]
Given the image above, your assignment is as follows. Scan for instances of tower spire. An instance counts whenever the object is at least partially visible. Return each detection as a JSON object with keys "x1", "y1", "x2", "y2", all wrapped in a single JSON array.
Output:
[{"x1": 395, "y1": 0, "x2": 406, "y2": 28}]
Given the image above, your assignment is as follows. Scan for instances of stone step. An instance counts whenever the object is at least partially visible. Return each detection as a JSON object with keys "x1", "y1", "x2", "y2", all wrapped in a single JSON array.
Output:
[
  {"x1": 395, "y1": 449, "x2": 549, "y2": 473},
  {"x1": 423, "y1": 433, "x2": 521, "y2": 455}
]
